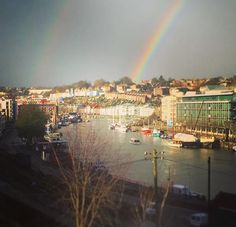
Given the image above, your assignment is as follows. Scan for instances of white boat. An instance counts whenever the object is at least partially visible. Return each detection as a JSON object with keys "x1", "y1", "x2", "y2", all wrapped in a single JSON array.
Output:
[
  {"x1": 109, "y1": 123, "x2": 116, "y2": 130},
  {"x1": 174, "y1": 133, "x2": 200, "y2": 148},
  {"x1": 165, "y1": 139, "x2": 182, "y2": 148},
  {"x1": 232, "y1": 146, "x2": 236, "y2": 153},
  {"x1": 174, "y1": 133, "x2": 198, "y2": 142},
  {"x1": 129, "y1": 137, "x2": 141, "y2": 145}
]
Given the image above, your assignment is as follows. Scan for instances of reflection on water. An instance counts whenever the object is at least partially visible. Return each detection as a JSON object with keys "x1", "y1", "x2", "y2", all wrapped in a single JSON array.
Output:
[{"x1": 61, "y1": 118, "x2": 236, "y2": 198}]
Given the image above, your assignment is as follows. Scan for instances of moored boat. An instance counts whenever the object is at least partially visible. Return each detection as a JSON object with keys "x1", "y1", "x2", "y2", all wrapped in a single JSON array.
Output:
[
  {"x1": 129, "y1": 137, "x2": 141, "y2": 145},
  {"x1": 165, "y1": 139, "x2": 182, "y2": 148},
  {"x1": 152, "y1": 129, "x2": 160, "y2": 137},
  {"x1": 109, "y1": 123, "x2": 116, "y2": 130},
  {"x1": 232, "y1": 146, "x2": 236, "y2": 153},
  {"x1": 141, "y1": 127, "x2": 152, "y2": 135},
  {"x1": 174, "y1": 133, "x2": 201, "y2": 148}
]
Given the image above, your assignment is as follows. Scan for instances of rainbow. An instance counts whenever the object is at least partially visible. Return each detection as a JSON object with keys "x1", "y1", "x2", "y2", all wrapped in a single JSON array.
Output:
[{"x1": 131, "y1": 0, "x2": 184, "y2": 83}]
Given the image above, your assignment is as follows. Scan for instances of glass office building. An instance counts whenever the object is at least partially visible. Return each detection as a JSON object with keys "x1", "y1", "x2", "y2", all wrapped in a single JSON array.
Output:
[{"x1": 176, "y1": 92, "x2": 236, "y2": 134}]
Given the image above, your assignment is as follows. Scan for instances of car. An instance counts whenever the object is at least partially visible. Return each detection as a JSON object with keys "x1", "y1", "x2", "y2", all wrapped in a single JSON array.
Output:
[
  {"x1": 145, "y1": 202, "x2": 156, "y2": 218},
  {"x1": 190, "y1": 191, "x2": 206, "y2": 200},
  {"x1": 189, "y1": 212, "x2": 208, "y2": 226}
]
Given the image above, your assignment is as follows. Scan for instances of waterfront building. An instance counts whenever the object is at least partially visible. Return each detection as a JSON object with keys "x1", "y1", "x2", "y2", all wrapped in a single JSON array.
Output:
[
  {"x1": 176, "y1": 91, "x2": 236, "y2": 136},
  {"x1": 161, "y1": 96, "x2": 180, "y2": 127},
  {"x1": 99, "y1": 104, "x2": 154, "y2": 118},
  {"x1": 139, "y1": 104, "x2": 154, "y2": 117}
]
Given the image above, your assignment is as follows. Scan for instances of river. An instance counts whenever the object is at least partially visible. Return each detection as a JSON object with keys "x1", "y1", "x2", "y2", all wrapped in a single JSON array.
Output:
[{"x1": 60, "y1": 118, "x2": 236, "y2": 198}]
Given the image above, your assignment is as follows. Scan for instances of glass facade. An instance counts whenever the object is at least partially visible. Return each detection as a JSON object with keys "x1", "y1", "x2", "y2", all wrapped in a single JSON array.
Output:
[{"x1": 176, "y1": 93, "x2": 236, "y2": 132}]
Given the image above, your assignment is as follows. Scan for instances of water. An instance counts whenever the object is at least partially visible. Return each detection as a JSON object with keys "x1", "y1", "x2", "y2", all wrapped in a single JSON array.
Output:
[{"x1": 60, "y1": 118, "x2": 236, "y2": 198}]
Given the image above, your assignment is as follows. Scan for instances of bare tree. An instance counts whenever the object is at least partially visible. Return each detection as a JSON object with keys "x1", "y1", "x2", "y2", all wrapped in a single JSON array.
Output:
[
  {"x1": 132, "y1": 167, "x2": 172, "y2": 227},
  {"x1": 158, "y1": 180, "x2": 171, "y2": 227},
  {"x1": 53, "y1": 125, "x2": 129, "y2": 227},
  {"x1": 134, "y1": 185, "x2": 155, "y2": 224}
]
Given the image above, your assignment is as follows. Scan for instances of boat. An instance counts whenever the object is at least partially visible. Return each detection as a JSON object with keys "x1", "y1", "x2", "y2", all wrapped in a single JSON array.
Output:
[
  {"x1": 129, "y1": 137, "x2": 141, "y2": 145},
  {"x1": 174, "y1": 133, "x2": 201, "y2": 148},
  {"x1": 232, "y1": 146, "x2": 236, "y2": 153},
  {"x1": 165, "y1": 139, "x2": 182, "y2": 148},
  {"x1": 141, "y1": 127, "x2": 152, "y2": 135},
  {"x1": 200, "y1": 136, "x2": 215, "y2": 148},
  {"x1": 109, "y1": 123, "x2": 116, "y2": 130},
  {"x1": 152, "y1": 129, "x2": 160, "y2": 137},
  {"x1": 109, "y1": 110, "x2": 117, "y2": 130},
  {"x1": 141, "y1": 119, "x2": 152, "y2": 135}
]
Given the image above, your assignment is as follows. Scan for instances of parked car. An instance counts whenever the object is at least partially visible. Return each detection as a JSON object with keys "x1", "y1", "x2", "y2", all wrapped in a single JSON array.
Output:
[
  {"x1": 145, "y1": 202, "x2": 156, "y2": 219},
  {"x1": 189, "y1": 212, "x2": 208, "y2": 226}
]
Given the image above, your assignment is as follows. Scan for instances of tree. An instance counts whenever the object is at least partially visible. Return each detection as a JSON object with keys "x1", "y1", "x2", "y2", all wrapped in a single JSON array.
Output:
[
  {"x1": 53, "y1": 126, "x2": 128, "y2": 227},
  {"x1": 151, "y1": 77, "x2": 159, "y2": 87},
  {"x1": 16, "y1": 105, "x2": 48, "y2": 143},
  {"x1": 93, "y1": 79, "x2": 108, "y2": 88},
  {"x1": 116, "y1": 76, "x2": 134, "y2": 85},
  {"x1": 158, "y1": 75, "x2": 167, "y2": 86},
  {"x1": 205, "y1": 76, "x2": 223, "y2": 85},
  {"x1": 134, "y1": 186, "x2": 154, "y2": 224},
  {"x1": 73, "y1": 80, "x2": 91, "y2": 89}
]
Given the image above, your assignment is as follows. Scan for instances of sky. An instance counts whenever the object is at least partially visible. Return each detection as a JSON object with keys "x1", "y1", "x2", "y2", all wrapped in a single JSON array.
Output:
[{"x1": 0, "y1": 0, "x2": 236, "y2": 87}]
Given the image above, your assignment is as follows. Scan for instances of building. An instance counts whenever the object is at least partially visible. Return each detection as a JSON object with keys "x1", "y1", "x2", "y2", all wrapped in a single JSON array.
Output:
[
  {"x1": 101, "y1": 84, "x2": 114, "y2": 93},
  {"x1": 176, "y1": 92, "x2": 236, "y2": 135},
  {"x1": 0, "y1": 98, "x2": 14, "y2": 121},
  {"x1": 161, "y1": 96, "x2": 179, "y2": 127},
  {"x1": 199, "y1": 85, "x2": 232, "y2": 94},
  {"x1": 169, "y1": 87, "x2": 187, "y2": 97},
  {"x1": 116, "y1": 84, "x2": 127, "y2": 93},
  {"x1": 104, "y1": 92, "x2": 147, "y2": 104},
  {"x1": 28, "y1": 88, "x2": 52, "y2": 95},
  {"x1": 129, "y1": 84, "x2": 140, "y2": 92},
  {"x1": 99, "y1": 104, "x2": 154, "y2": 117},
  {"x1": 153, "y1": 86, "x2": 169, "y2": 96}
]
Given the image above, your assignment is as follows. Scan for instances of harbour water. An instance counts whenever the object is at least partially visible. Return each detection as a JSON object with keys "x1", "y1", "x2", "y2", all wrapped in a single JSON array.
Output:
[{"x1": 60, "y1": 118, "x2": 236, "y2": 198}]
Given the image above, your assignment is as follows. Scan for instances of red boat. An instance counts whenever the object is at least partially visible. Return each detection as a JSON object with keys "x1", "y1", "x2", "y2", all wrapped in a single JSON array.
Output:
[{"x1": 141, "y1": 127, "x2": 152, "y2": 135}]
